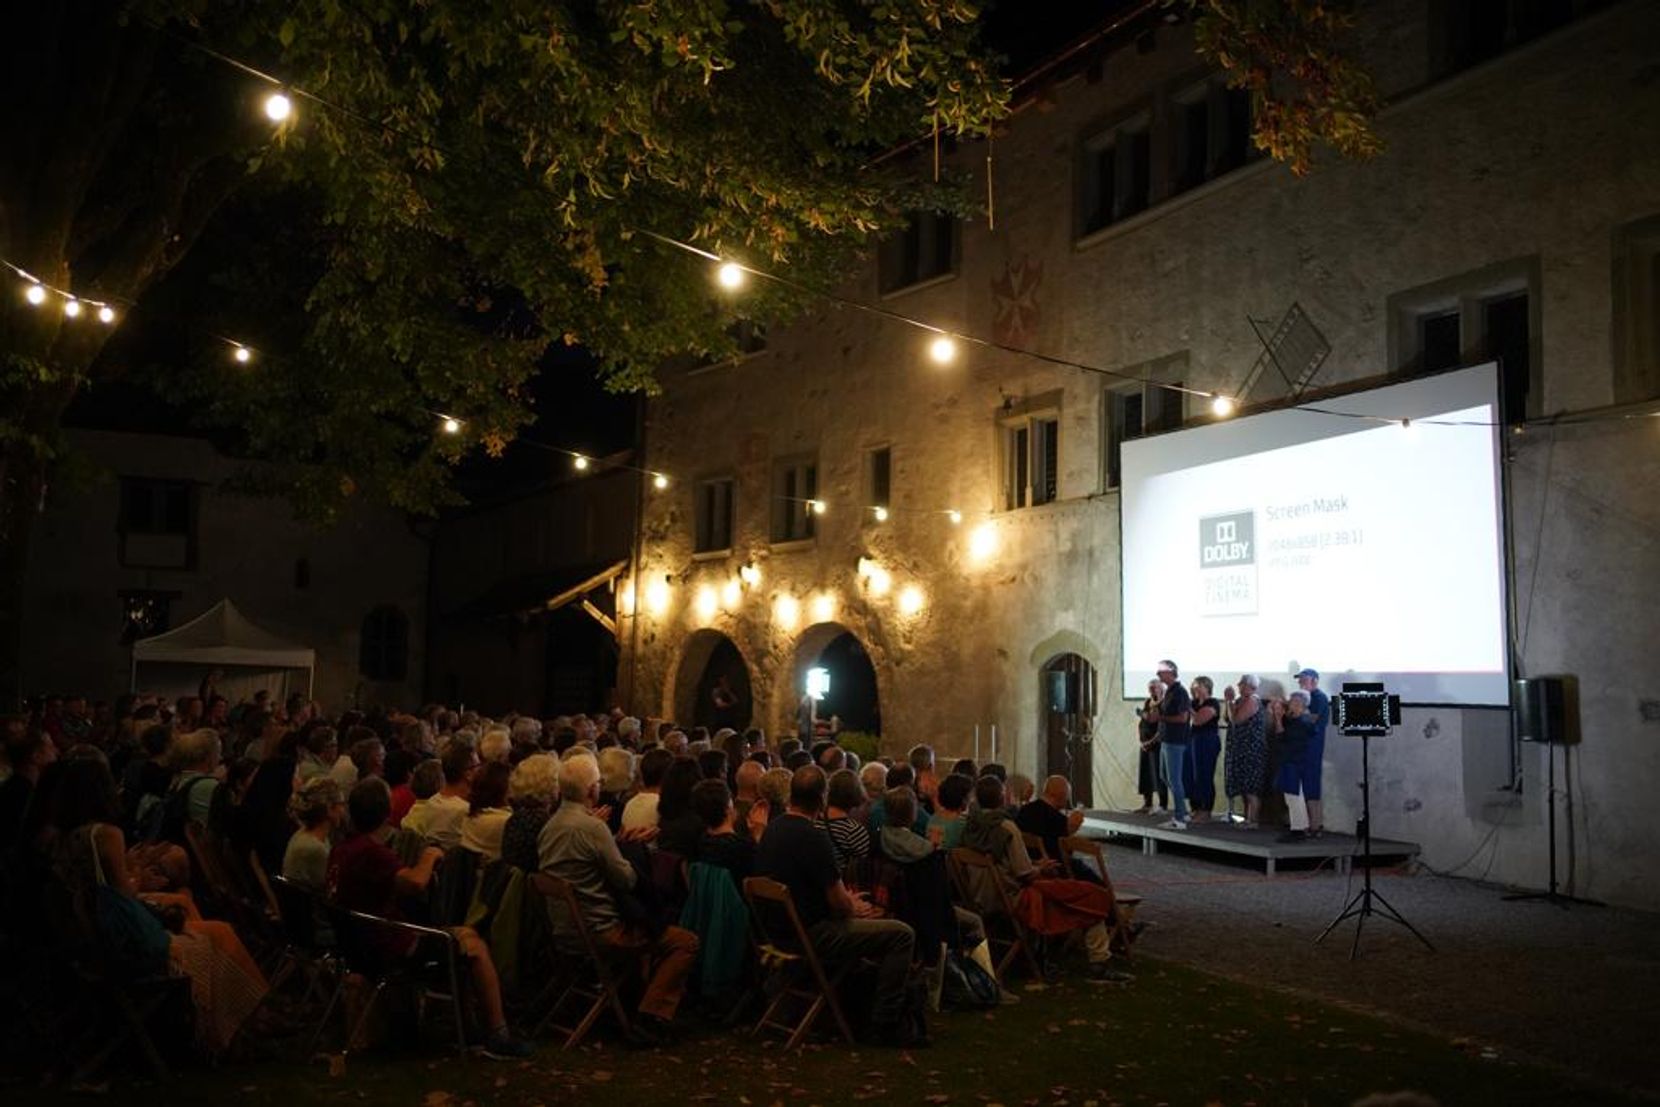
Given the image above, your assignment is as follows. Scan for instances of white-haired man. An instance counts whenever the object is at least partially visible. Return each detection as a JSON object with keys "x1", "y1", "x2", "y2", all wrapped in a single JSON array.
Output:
[{"x1": 538, "y1": 753, "x2": 697, "y2": 1043}]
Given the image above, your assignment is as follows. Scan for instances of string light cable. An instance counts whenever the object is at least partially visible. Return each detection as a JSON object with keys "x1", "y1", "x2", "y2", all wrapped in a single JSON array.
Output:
[{"x1": 20, "y1": 20, "x2": 1657, "y2": 516}]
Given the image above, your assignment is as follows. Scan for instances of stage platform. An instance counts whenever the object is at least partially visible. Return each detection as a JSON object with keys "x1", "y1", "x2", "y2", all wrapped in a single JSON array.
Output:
[{"x1": 1079, "y1": 809, "x2": 1420, "y2": 877}]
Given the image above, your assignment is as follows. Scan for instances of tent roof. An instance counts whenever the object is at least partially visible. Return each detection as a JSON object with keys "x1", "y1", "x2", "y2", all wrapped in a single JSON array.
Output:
[{"x1": 132, "y1": 599, "x2": 315, "y2": 669}]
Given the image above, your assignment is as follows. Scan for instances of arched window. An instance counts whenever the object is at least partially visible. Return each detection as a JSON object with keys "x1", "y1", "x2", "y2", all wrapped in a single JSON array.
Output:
[{"x1": 359, "y1": 606, "x2": 409, "y2": 681}]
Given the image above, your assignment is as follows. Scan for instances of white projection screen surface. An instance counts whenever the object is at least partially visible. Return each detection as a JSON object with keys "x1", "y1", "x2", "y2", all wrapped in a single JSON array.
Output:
[{"x1": 1120, "y1": 363, "x2": 1510, "y2": 706}]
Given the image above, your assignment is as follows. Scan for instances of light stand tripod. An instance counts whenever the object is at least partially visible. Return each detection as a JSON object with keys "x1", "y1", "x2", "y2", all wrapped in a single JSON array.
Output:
[
  {"x1": 1316, "y1": 727, "x2": 1434, "y2": 960},
  {"x1": 1502, "y1": 736, "x2": 1604, "y2": 907}
]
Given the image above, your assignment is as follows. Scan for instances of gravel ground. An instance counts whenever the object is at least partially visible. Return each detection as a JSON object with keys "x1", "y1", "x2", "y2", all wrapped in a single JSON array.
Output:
[{"x1": 1095, "y1": 837, "x2": 1660, "y2": 1098}]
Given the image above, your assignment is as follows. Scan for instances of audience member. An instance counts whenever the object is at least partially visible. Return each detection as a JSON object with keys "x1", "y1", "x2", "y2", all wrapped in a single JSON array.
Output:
[
  {"x1": 327, "y1": 778, "x2": 530, "y2": 1058},
  {"x1": 656, "y1": 756, "x2": 707, "y2": 859},
  {"x1": 282, "y1": 776, "x2": 345, "y2": 890},
  {"x1": 622, "y1": 747, "x2": 673, "y2": 830},
  {"x1": 403, "y1": 743, "x2": 474, "y2": 849},
  {"x1": 501, "y1": 753, "x2": 559, "y2": 872},
  {"x1": 755, "y1": 766, "x2": 918, "y2": 1045},
  {"x1": 823, "y1": 769, "x2": 872, "y2": 868},
  {"x1": 926, "y1": 772, "x2": 974, "y2": 850},
  {"x1": 538, "y1": 754, "x2": 697, "y2": 1043},
  {"x1": 461, "y1": 760, "x2": 513, "y2": 861}
]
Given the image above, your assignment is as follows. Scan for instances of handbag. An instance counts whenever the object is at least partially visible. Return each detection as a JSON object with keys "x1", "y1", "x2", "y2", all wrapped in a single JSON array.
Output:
[{"x1": 88, "y1": 826, "x2": 171, "y2": 977}]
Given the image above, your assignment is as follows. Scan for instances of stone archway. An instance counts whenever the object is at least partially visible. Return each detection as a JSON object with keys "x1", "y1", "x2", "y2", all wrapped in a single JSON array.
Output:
[
  {"x1": 781, "y1": 622, "x2": 881, "y2": 741},
  {"x1": 670, "y1": 628, "x2": 753, "y2": 731},
  {"x1": 1040, "y1": 652, "x2": 1097, "y2": 807}
]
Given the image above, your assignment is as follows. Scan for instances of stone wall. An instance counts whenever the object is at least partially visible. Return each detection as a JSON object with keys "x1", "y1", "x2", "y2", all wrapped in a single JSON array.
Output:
[{"x1": 624, "y1": 2, "x2": 1660, "y2": 907}]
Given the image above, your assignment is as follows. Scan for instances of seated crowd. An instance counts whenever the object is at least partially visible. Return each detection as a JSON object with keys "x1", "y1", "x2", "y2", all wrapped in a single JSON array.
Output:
[{"x1": 0, "y1": 687, "x2": 1138, "y2": 1074}]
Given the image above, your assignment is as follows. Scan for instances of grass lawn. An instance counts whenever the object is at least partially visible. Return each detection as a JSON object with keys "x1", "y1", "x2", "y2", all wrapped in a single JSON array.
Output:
[{"x1": 11, "y1": 957, "x2": 1636, "y2": 1107}]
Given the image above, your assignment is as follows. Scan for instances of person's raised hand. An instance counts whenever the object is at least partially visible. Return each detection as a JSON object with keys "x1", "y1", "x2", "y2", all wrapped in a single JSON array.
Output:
[
  {"x1": 619, "y1": 825, "x2": 659, "y2": 844},
  {"x1": 591, "y1": 804, "x2": 613, "y2": 825}
]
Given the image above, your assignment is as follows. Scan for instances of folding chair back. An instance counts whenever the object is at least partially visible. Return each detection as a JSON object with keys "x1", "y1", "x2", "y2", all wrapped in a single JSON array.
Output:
[
  {"x1": 267, "y1": 873, "x2": 346, "y2": 1054},
  {"x1": 947, "y1": 847, "x2": 1042, "y2": 982},
  {"x1": 322, "y1": 903, "x2": 467, "y2": 1055},
  {"x1": 741, "y1": 877, "x2": 854, "y2": 1049},
  {"x1": 1059, "y1": 835, "x2": 1142, "y2": 958},
  {"x1": 1020, "y1": 831, "x2": 1050, "y2": 862},
  {"x1": 526, "y1": 871, "x2": 633, "y2": 1048}
]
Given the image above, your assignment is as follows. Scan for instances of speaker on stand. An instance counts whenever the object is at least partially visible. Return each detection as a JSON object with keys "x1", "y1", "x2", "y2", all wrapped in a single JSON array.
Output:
[{"x1": 1504, "y1": 675, "x2": 1603, "y2": 908}]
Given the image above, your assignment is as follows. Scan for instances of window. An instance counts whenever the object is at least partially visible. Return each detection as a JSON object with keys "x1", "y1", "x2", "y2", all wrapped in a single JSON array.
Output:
[
  {"x1": 1429, "y1": 0, "x2": 1583, "y2": 79},
  {"x1": 120, "y1": 478, "x2": 190, "y2": 535},
  {"x1": 867, "y1": 446, "x2": 892, "y2": 513},
  {"x1": 694, "y1": 477, "x2": 735, "y2": 554},
  {"x1": 118, "y1": 478, "x2": 195, "y2": 569},
  {"x1": 1613, "y1": 214, "x2": 1660, "y2": 403},
  {"x1": 1172, "y1": 82, "x2": 1255, "y2": 196},
  {"x1": 1389, "y1": 259, "x2": 1539, "y2": 423},
  {"x1": 360, "y1": 606, "x2": 409, "y2": 682},
  {"x1": 879, "y1": 210, "x2": 957, "y2": 293},
  {"x1": 119, "y1": 590, "x2": 176, "y2": 645},
  {"x1": 770, "y1": 458, "x2": 818, "y2": 543},
  {"x1": 1104, "y1": 375, "x2": 1186, "y2": 490},
  {"x1": 1001, "y1": 414, "x2": 1060, "y2": 510},
  {"x1": 1079, "y1": 115, "x2": 1152, "y2": 235}
]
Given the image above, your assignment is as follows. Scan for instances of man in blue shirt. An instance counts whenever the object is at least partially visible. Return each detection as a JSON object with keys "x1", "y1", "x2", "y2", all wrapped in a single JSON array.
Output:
[{"x1": 1295, "y1": 668, "x2": 1329, "y2": 837}]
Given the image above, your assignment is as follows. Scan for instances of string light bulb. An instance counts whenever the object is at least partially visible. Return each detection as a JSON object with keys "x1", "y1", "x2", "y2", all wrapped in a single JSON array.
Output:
[
  {"x1": 441, "y1": 416, "x2": 462, "y2": 435},
  {"x1": 1211, "y1": 395, "x2": 1235, "y2": 417},
  {"x1": 24, "y1": 283, "x2": 46, "y2": 306},
  {"x1": 652, "y1": 473, "x2": 669, "y2": 490},
  {"x1": 947, "y1": 509, "x2": 963, "y2": 525},
  {"x1": 898, "y1": 584, "x2": 925, "y2": 617},
  {"x1": 928, "y1": 335, "x2": 958, "y2": 365},
  {"x1": 873, "y1": 506, "x2": 888, "y2": 522},
  {"x1": 716, "y1": 261, "x2": 746, "y2": 290},
  {"x1": 573, "y1": 454, "x2": 590, "y2": 471},
  {"x1": 263, "y1": 91, "x2": 293, "y2": 122},
  {"x1": 809, "y1": 499, "x2": 826, "y2": 515},
  {"x1": 62, "y1": 298, "x2": 81, "y2": 318},
  {"x1": 232, "y1": 344, "x2": 252, "y2": 364},
  {"x1": 97, "y1": 304, "x2": 116, "y2": 324}
]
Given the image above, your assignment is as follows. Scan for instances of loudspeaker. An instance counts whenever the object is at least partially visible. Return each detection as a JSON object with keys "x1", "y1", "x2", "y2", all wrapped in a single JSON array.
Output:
[
  {"x1": 1518, "y1": 675, "x2": 1578, "y2": 745},
  {"x1": 1047, "y1": 669, "x2": 1079, "y2": 714}
]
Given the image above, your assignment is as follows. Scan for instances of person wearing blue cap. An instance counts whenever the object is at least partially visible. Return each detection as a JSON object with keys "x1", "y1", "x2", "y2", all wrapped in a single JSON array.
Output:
[{"x1": 1295, "y1": 668, "x2": 1329, "y2": 837}]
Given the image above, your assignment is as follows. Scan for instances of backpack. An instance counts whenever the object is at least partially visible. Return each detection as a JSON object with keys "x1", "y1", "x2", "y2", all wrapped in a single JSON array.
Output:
[
  {"x1": 941, "y1": 949, "x2": 1000, "y2": 1009},
  {"x1": 147, "y1": 773, "x2": 216, "y2": 845}
]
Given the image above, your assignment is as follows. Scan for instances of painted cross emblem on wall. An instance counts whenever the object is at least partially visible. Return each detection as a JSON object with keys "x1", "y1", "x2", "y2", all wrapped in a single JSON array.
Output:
[{"x1": 991, "y1": 256, "x2": 1044, "y2": 347}]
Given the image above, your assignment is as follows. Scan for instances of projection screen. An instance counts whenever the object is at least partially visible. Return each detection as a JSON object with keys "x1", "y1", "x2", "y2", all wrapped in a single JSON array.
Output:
[{"x1": 1120, "y1": 363, "x2": 1510, "y2": 705}]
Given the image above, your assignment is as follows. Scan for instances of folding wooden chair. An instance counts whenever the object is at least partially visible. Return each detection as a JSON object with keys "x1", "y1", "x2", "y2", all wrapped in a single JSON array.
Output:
[
  {"x1": 1020, "y1": 831, "x2": 1052, "y2": 863},
  {"x1": 946, "y1": 847, "x2": 1043, "y2": 982},
  {"x1": 526, "y1": 871, "x2": 634, "y2": 1048},
  {"x1": 741, "y1": 876, "x2": 855, "y2": 1050},
  {"x1": 1059, "y1": 835, "x2": 1143, "y2": 959}
]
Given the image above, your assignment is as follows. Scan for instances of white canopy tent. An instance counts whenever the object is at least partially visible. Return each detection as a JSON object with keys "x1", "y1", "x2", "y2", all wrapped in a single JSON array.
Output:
[{"x1": 130, "y1": 599, "x2": 315, "y2": 703}]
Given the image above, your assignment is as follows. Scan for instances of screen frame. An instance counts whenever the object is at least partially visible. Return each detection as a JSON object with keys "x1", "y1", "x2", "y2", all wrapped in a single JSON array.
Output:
[{"x1": 1115, "y1": 363, "x2": 1513, "y2": 707}]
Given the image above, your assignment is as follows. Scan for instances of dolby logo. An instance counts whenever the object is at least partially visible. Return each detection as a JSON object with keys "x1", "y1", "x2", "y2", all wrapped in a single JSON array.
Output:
[{"x1": 1199, "y1": 510, "x2": 1256, "y2": 567}]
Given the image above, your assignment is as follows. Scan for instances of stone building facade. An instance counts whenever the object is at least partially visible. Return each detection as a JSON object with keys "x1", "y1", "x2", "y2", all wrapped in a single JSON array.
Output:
[
  {"x1": 623, "y1": 1, "x2": 1660, "y2": 908},
  {"x1": 22, "y1": 429, "x2": 428, "y2": 710}
]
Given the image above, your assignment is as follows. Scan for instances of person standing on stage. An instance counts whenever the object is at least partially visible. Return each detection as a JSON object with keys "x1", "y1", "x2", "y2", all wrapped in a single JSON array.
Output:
[
  {"x1": 1154, "y1": 660, "x2": 1193, "y2": 830},
  {"x1": 1134, "y1": 679, "x2": 1167, "y2": 814},
  {"x1": 1223, "y1": 675, "x2": 1267, "y2": 827},
  {"x1": 1268, "y1": 691, "x2": 1319, "y2": 842},
  {"x1": 1295, "y1": 668, "x2": 1329, "y2": 837},
  {"x1": 1186, "y1": 677, "x2": 1222, "y2": 824}
]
